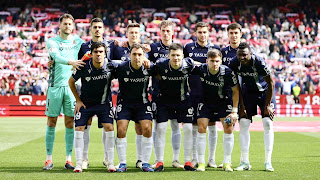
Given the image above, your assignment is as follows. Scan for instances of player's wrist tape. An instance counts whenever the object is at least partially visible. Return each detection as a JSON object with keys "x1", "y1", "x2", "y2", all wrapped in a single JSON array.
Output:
[{"x1": 232, "y1": 107, "x2": 238, "y2": 113}]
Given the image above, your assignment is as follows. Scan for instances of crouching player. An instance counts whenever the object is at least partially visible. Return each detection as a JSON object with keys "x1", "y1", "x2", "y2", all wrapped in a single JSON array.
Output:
[
  {"x1": 192, "y1": 49, "x2": 239, "y2": 172},
  {"x1": 114, "y1": 43, "x2": 154, "y2": 172},
  {"x1": 69, "y1": 42, "x2": 116, "y2": 173}
]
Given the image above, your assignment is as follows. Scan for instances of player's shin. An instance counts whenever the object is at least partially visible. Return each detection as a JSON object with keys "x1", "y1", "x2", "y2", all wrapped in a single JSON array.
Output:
[
  {"x1": 197, "y1": 133, "x2": 206, "y2": 164},
  {"x1": 223, "y1": 133, "x2": 234, "y2": 164},
  {"x1": 141, "y1": 136, "x2": 153, "y2": 164},
  {"x1": 262, "y1": 117, "x2": 274, "y2": 164},
  {"x1": 105, "y1": 131, "x2": 115, "y2": 165},
  {"x1": 116, "y1": 137, "x2": 127, "y2": 164},
  {"x1": 208, "y1": 125, "x2": 218, "y2": 161},
  {"x1": 83, "y1": 125, "x2": 91, "y2": 161},
  {"x1": 74, "y1": 131, "x2": 84, "y2": 167},
  {"x1": 192, "y1": 125, "x2": 198, "y2": 161},
  {"x1": 65, "y1": 127, "x2": 74, "y2": 161},
  {"x1": 239, "y1": 118, "x2": 251, "y2": 163},
  {"x1": 136, "y1": 135, "x2": 143, "y2": 161},
  {"x1": 170, "y1": 119, "x2": 181, "y2": 161},
  {"x1": 155, "y1": 122, "x2": 167, "y2": 162},
  {"x1": 45, "y1": 126, "x2": 55, "y2": 161},
  {"x1": 183, "y1": 123, "x2": 193, "y2": 163}
]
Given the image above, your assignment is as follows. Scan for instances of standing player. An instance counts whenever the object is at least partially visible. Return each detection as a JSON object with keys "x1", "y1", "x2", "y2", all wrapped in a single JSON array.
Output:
[
  {"x1": 229, "y1": 42, "x2": 275, "y2": 172},
  {"x1": 69, "y1": 42, "x2": 116, "y2": 173},
  {"x1": 153, "y1": 43, "x2": 199, "y2": 172},
  {"x1": 148, "y1": 20, "x2": 184, "y2": 169},
  {"x1": 77, "y1": 17, "x2": 115, "y2": 169},
  {"x1": 114, "y1": 44, "x2": 154, "y2": 172},
  {"x1": 183, "y1": 22, "x2": 220, "y2": 168},
  {"x1": 221, "y1": 23, "x2": 243, "y2": 66},
  {"x1": 192, "y1": 49, "x2": 239, "y2": 172},
  {"x1": 43, "y1": 14, "x2": 85, "y2": 170}
]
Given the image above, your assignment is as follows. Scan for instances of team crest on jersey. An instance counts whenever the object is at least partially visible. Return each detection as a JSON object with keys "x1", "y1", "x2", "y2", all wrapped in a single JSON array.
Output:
[
  {"x1": 85, "y1": 77, "x2": 91, "y2": 82},
  {"x1": 162, "y1": 76, "x2": 167, "y2": 80},
  {"x1": 154, "y1": 53, "x2": 158, "y2": 58},
  {"x1": 182, "y1": 69, "x2": 188, "y2": 74},
  {"x1": 189, "y1": 53, "x2": 193, "y2": 57},
  {"x1": 200, "y1": 77, "x2": 204, "y2": 82},
  {"x1": 143, "y1": 69, "x2": 148, "y2": 75},
  {"x1": 126, "y1": 71, "x2": 130, "y2": 75},
  {"x1": 165, "y1": 69, "x2": 168, "y2": 73},
  {"x1": 157, "y1": 47, "x2": 160, "y2": 51},
  {"x1": 191, "y1": 47, "x2": 195, "y2": 50},
  {"x1": 88, "y1": 44, "x2": 91, "y2": 48},
  {"x1": 121, "y1": 57, "x2": 126, "y2": 61},
  {"x1": 124, "y1": 50, "x2": 127, "y2": 54},
  {"x1": 225, "y1": 50, "x2": 228, "y2": 55}
]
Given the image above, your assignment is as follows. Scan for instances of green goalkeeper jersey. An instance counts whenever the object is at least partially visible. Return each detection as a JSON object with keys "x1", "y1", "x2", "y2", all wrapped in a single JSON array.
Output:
[{"x1": 46, "y1": 35, "x2": 84, "y2": 87}]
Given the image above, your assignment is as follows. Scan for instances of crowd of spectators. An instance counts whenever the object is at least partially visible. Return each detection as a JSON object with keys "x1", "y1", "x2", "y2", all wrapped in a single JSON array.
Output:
[{"x1": 1, "y1": 0, "x2": 320, "y2": 97}]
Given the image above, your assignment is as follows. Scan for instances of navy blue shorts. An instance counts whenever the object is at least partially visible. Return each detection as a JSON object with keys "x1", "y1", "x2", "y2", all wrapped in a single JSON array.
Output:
[
  {"x1": 74, "y1": 103, "x2": 114, "y2": 127},
  {"x1": 242, "y1": 87, "x2": 276, "y2": 119},
  {"x1": 156, "y1": 99, "x2": 193, "y2": 123},
  {"x1": 115, "y1": 101, "x2": 153, "y2": 122},
  {"x1": 197, "y1": 101, "x2": 232, "y2": 121}
]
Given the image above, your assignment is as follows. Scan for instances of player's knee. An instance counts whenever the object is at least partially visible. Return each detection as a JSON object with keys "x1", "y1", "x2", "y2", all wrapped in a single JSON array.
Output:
[
  {"x1": 183, "y1": 123, "x2": 192, "y2": 134},
  {"x1": 198, "y1": 124, "x2": 206, "y2": 133},
  {"x1": 223, "y1": 126, "x2": 233, "y2": 134},
  {"x1": 142, "y1": 125, "x2": 152, "y2": 137},
  {"x1": 262, "y1": 117, "x2": 273, "y2": 130},
  {"x1": 103, "y1": 123, "x2": 114, "y2": 131},
  {"x1": 239, "y1": 118, "x2": 251, "y2": 131},
  {"x1": 156, "y1": 122, "x2": 167, "y2": 135},
  {"x1": 135, "y1": 123, "x2": 142, "y2": 134},
  {"x1": 65, "y1": 121, "x2": 74, "y2": 128},
  {"x1": 170, "y1": 119, "x2": 180, "y2": 131},
  {"x1": 47, "y1": 117, "x2": 57, "y2": 127}
]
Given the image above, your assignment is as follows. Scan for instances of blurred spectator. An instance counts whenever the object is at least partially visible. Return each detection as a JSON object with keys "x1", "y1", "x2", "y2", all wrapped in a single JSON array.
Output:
[{"x1": 292, "y1": 84, "x2": 301, "y2": 104}]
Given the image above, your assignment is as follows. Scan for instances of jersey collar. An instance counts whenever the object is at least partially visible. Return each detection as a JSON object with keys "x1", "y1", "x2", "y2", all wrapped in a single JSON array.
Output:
[
  {"x1": 195, "y1": 41, "x2": 211, "y2": 48},
  {"x1": 160, "y1": 41, "x2": 169, "y2": 50}
]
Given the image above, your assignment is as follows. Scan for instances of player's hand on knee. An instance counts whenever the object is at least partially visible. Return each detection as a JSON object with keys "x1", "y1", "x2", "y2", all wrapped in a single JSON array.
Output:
[
  {"x1": 264, "y1": 105, "x2": 275, "y2": 120},
  {"x1": 47, "y1": 60, "x2": 54, "y2": 68},
  {"x1": 68, "y1": 60, "x2": 86, "y2": 70},
  {"x1": 228, "y1": 112, "x2": 238, "y2": 125},
  {"x1": 74, "y1": 101, "x2": 86, "y2": 115},
  {"x1": 239, "y1": 108, "x2": 248, "y2": 119}
]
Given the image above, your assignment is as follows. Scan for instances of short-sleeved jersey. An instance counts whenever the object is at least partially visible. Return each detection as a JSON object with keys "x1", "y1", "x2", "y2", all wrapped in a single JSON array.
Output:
[
  {"x1": 222, "y1": 45, "x2": 256, "y2": 66},
  {"x1": 192, "y1": 64, "x2": 238, "y2": 103},
  {"x1": 47, "y1": 35, "x2": 83, "y2": 87},
  {"x1": 155, "y1": 58, "x2": 194, "y2": 103},
  {"x1": 147, "y1": 41, "x2": 170, "y2": 63},
  {"x1": 72, "y1": 59, "x2": 115, "y2": 107},
  {"x1": 184, "y1": 42, "x2": 220, "y2": 97},
  {"x1": 221, "y1": 45, "x2": 237, "y2": 66},
  {"x1": 78, "y1": 39, "x2": 114, "y2": 60},
  {"x1": 114, "y1": 61, "x2": 154, "y2": 104},
  {"x1": 229, "y1": 54, "x2": 271, "y2": 92},
  {"x1": 109, "y1": 41, "x2": 130, "y2": 61}
]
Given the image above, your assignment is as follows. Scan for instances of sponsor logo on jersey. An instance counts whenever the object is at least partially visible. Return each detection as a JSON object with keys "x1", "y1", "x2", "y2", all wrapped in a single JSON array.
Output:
[
  {"x1": 238, "y1": 71, "x2": 258, "y2": 77},
  {"x1": 193, "y1": 53, "x2": 207, "y2": 57},
  {"x1": 205, "y1": 80, "x2": 222, "y2": 86},
  {"x1": 91, "y1": 73, "x2": 111, "y2": 81},
  {"x1": 189, "y1": 53, "x2": 193, "y2": 57},
  {"x1": 85, "y1": 77, "x2": 91, "y2": 82},
  {"x1": 154, "y1": 53, "x2": 158, "y2": 58},
  {"x1": 124, "y1": 78, "x2": 129, "y2": 82},
  {"x1": 128, "y1": 77, "x2": 148, "y2": 82},
  {"x1": 167, "y1": 76, "x2": 187, "y2": 81},
  {"x1": 121, "y1": 57, "x2": 126, "y2": 61}
]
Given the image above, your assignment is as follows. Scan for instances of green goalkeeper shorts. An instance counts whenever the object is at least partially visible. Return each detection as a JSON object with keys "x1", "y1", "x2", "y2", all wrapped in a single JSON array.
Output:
[{"x1": 45, "y1": 86, "x2": 76, "y2": 117}]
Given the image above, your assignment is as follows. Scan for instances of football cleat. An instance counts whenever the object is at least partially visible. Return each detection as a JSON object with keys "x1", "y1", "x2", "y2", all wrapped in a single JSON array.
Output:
[
  {"x1": 103, "y1": 159, "x2": 108, "y2": 167},
  {"x1": 172, "y1": 160, "x2": 184, "y2": 168},
  {"x1": 42, "y1": 160, "x2": 54, "y2": 170},
  {"x1": 116, "y1": 163, "x2": 127, "y2": 172},
  {"x1": 142, "y1": 163, "x2": 154, "y2": 172},
  {"x1": 191, "y1": 159, "x2": 199, "y2": 168},
  {"x1": 82, "y1": 160, "x2": 89, "y2": 170},
  {"x1": 184, "y1": 161, "x2": 196, "y2": 171},
  {"x1": 64, "y1": 161, "x2": 75, "y2": 170},
  {"x1": 264, "y1": 163, "x2": 274, "y2": 172},
  {"x1": 136, "y1": 160, "x2": 142, "y2": 168},
  {"x1": 197, "y1": 163, "x2": 206, "y2": 172},
  {"x1": 234, "y1": 162, "x2": 252, "y2": 171},
  {"x1": 73, "y1": 165, "x2": 82, "y2": 173},
  {"x1": 207, "y1": 159, "x2": 218, "y2": 168},
  {"x1": 151, "y1": 160, "x2": 158, "y2": 169},
  {"x1": 154, "y1": 162, "x2": 164, "y2": 172},
  {"x1": 223, "y1": 163, "x2": 233, "y2": 172},
  {"x1": 108, "y1": 164, "x2": 116, "y2": 172},
  {"x1": 218, "y1": 163, "x2": 224, "y2": 168}
]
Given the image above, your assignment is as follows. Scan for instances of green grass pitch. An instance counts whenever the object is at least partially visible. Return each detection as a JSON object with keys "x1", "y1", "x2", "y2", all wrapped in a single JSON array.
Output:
[{"x1": 0, "y1": 117, "x2": 319, "y2": 179}]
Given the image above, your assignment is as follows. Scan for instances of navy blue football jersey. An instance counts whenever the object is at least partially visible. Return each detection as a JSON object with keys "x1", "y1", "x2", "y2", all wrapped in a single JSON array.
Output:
[
  {"x1": 221, "y1": 45, "x2": 237, "y2": 66},
  {"x1": 109, "y1": 41, "x2": 130, "y2": 61},
  {"x1": 114, "y1": 61, "x2": 154, "y2": 104},
  {"x1": 192, "y1": 64, "x2": 238, "y2": 103},
  {"x1": 154, "y1": 58, "x2": 195, "y2": 103},
  {"x1": 72, "y1": 59, "x2": 116, "y2": 107},
  {"x1": 184, "y1": 41, "x2": 220, "y2": 97},
  {"x1": 229, "y1": 54, "x2": 271, "y2": 92},
  {"x1": 78, "y1": 39, "x2": 114, "y2": 60},
  {"x1": 147, "y1": 41, "x2": 170, "y2": 63}
]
